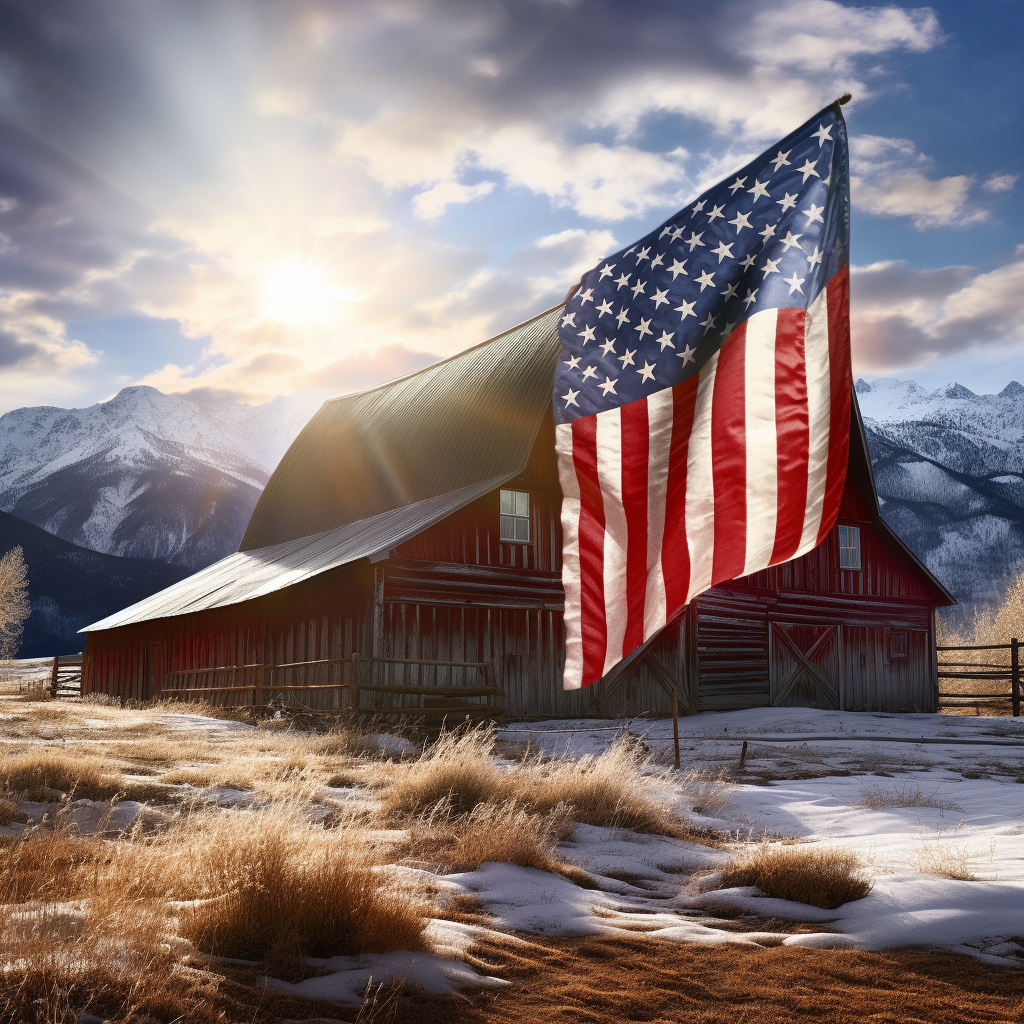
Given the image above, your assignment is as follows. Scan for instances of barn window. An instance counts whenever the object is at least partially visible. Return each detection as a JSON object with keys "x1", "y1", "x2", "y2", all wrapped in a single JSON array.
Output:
[
  {"x1": 500, "y1": 489, "x2": 531, "y2": 542},
  {"x1": 889, "y1": 631, "x2": 908, "y2": 659},
  {"x1": 838, "y1": 524, "x2": 861, "y2": 569}
]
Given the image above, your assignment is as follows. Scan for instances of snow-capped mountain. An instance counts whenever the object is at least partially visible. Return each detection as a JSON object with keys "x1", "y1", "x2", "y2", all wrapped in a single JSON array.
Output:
[
  {"x1": 0, "y1": 386, "x2": 320, "y2": 569},
  {"x1": 857, "y1": 377, "x2": 1024, "y2": 609}
]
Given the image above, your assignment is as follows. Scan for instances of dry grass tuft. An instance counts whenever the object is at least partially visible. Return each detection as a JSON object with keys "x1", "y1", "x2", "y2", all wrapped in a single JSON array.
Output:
[
  {"x1": 0, "y1": 827, "x2": 106, "y2": 903},
  {"x1": 383, "y1": 728, "x2": 505, "y2": 816},
  {"x1": 0, "y1": 749, "x2": 123, "y2": 801},
  {"x1": 720, "y1": 844, "x2": 873, "y2": 909},
  {"x1": 914, "y1": 842, "x2": 977, "y2": 881},
  {"x1": 678, "y1": 768, "x2": 731, "y2": 816},
  {"x1": 157, "y1": 764, "x2": 225, "y2": 787},
  {"x1": 0, "y1": 801, "x2": 429, "y2": 1020},
  {"x1": 383, "y1": 729, "x2": 693, "y2": 839},
  {"x1": 0, "y1": 893, "x2": 219, "y2": 1024},
  {"x1": 513, "y1": 739, "x2": 687, "y2": 836},
  {"x1": 0, "y1": 793, "x2": 27, "y2": 825},
  {"x1": 409, "y1": 799, "x2": 593, "y2": 886},
  {"x1": 856, "y1": 784, "x2": 963, "y2": 812},
  {"x1": 174, "y1": 805, "x2": 428, "y2": 962}
]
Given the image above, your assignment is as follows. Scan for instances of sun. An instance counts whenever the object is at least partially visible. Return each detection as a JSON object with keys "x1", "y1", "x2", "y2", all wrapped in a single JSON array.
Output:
[{"x1": 263, "y1": 261, "x2": 340, "y2": 323}]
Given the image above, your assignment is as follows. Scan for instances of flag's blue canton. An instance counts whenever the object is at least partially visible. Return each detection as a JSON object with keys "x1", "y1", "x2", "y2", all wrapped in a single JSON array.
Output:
[{"x1": 554, "y1": 104, "x2": 850, "y2": 425}]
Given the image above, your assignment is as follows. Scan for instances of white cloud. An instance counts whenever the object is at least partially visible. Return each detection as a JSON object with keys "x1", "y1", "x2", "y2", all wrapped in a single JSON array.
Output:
[
  {"x1": 851, "y1": 252, "x2": 1024, "y2": 372},
  {"x1": 983, "y1": 173, "x2": 1019, "y2": 194},
  {"x1": 0, "y1": 0, "x2": 995, "y2": 411},
  {"x1": 473, "y1": 128, "x2": 689, "y2": 220},
  {"x1": 744, "y1": 0, "x2": 942, "y2": 74},
  {"x1": 851, "y1": 135, "x2": 985, "y2": 228},
  {"x1": 412, "y1": 179, "x2": 494, "y2": 219}
]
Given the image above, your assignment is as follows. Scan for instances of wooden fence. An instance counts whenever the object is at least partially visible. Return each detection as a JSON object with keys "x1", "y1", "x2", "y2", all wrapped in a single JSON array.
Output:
[
  {"x1": 936, "y1": 638, "x2": 1020, "y2": 717},
  {"x1": 48, "y1": 654, "x2": 83, "y2": 698},
  {"x1": 160, "y1": 655, "x2": 502, "y2": 721}
]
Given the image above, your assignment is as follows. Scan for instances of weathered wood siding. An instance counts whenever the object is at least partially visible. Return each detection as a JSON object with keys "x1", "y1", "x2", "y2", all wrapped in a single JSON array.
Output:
[{"x1": 82, "y1": 562, "x2": 374, "y2": 703}]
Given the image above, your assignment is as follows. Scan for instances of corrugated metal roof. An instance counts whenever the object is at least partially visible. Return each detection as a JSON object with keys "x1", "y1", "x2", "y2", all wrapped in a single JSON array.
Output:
[
  {"x1": 81, "y1": 476, "x2": 508, "y2": 631},
  {"x1": 239, "y1": 305, "x2": 563, "y2": 550}
]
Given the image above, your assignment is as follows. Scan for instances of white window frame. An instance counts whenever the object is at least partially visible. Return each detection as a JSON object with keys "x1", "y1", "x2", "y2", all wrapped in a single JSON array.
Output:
[
  {"x1": 500, "y1": 489, "x2": 531, "y2": 543},
  {"x1": 838, "y1": 524, "x2": 862, "y2": 570}
]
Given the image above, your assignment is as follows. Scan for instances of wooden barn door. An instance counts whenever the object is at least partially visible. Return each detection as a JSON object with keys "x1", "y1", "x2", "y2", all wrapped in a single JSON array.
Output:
[{"x1": 769, "y1": 623, "x2": 840, "y2": 710}]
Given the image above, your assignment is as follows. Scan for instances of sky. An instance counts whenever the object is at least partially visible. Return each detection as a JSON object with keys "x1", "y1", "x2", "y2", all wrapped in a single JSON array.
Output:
[{"x1": 0, "y1": 0, "x2": 1020, "y2": 415}]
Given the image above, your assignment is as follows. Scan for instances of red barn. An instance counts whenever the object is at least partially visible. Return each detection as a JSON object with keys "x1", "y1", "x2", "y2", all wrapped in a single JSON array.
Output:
[{"x1": 82, "y1": 306, "x2": 954, "y2": 718}]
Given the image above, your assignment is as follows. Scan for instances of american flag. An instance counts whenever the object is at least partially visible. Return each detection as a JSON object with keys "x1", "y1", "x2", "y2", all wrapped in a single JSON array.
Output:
[{"x1": 555, "y1": 101, "x2": 852, "y2": 691}]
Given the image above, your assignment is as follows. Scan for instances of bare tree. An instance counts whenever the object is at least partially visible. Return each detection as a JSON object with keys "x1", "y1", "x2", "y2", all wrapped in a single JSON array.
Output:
[{"x1": 0, "y1": 546, "x2": 30, "y2": 660}]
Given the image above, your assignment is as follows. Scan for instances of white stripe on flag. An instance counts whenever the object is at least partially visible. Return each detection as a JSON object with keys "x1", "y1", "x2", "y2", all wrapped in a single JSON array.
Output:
[
  {"x1": 799, "y1": 284, "x2": 832, "y2": 554},
  {"x1": 644, "y1": 387, "x2": 674, "y2": 640},
  {"x1": 742, "y1": 308, "x2": 779, "y2": 576},
  {"x1": 684, "y1": 351, "x2": 719, "y2": 603},
  {"x1": 555, "y1": 421, "x2": 584, "y2": 690},
  {"x1": 596, "y1": 407, "x2": 629, "y2": 675}
]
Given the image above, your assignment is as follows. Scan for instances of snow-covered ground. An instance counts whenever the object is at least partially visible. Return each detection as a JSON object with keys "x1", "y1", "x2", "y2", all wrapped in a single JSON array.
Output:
[
  {"x1": 488, "y1": 709, "x2": 1024, "y2": 968},
  {"x1": 4, "y1": 701, "x2": 1022, "y2": 1010},
  {"x1": 247, "y1": 708, "x2": 1024, "y2": 1005}
]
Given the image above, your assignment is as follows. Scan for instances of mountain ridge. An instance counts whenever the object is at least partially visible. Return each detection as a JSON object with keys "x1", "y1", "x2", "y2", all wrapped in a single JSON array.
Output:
[
  {"x1": 857, "y1": 376, "x2": 1024, "y2": 610},
  {"x1": 0, "y1": 386, "x2": 321, "y2": 569}
]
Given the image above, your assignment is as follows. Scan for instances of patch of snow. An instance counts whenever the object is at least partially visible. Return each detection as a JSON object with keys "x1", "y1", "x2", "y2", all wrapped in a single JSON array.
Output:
[
  {"x1": 158, "y1": 712, "x2": 253, "y2": 733},
  {"x1": 202, "y1": 786, "x2": 259, "y2": 808},
  {"x1": 263, "y1": 920, "x2": 509, "y2": 1006},
  {"x1": 63, "y1": 799, "x2": 170, "y2": 835},
  {"x1": 363, "y1": 733, "x2": 419, "y2": 758}
]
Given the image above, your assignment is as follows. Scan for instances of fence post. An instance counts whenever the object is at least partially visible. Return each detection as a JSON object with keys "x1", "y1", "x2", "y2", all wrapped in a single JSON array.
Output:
[
  {"x1": 255, "y1": 664, "x2": 268, "y2": 707},
  {"x1": 350, "y1": 652, "x2": 361, "y2": 714},
  {"x1": 1012, "y1": 638, "x2": 1020, "y2": 718}
]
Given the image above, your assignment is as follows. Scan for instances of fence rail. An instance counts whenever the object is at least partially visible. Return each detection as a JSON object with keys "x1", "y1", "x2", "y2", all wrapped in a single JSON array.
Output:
[
  {"x1": 936, "y1": 637, "x2": 1020, "y2": 717},
  {"x1": 160, "y1": 654, "x2": 502, "y2": 720},
  {"x1": 48, "y1": 654, "x2": 83, "y2": 698}
]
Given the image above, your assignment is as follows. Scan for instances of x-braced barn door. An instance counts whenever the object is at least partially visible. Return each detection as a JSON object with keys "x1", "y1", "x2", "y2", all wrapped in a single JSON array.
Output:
[{"x1": 769, "y1": 623, "x2": 840, "y2": 710}]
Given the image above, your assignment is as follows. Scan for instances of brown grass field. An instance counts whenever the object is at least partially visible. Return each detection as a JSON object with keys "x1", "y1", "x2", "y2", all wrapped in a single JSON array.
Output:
[{"x1": 0, "y1": 694, "x2": 1021, "y2": 1023}]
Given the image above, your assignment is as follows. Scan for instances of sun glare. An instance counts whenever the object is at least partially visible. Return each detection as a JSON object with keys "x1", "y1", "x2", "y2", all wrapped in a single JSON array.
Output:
[{"x1": 263, "y1": 261, "x2": 342, "y2": 323}]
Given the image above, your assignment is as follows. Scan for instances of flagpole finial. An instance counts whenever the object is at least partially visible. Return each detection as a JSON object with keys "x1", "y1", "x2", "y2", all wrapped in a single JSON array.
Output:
[{"x1": 837, "y1": 92, "x2": 852, "y2": 105}]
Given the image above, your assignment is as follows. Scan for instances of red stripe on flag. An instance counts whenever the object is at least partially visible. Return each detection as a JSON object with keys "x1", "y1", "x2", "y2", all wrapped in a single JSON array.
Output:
[
  {"x1": 817, "y1": 264, "x2": 852, "y2": 544},
  {"x1": 711, "y1": 324, "x2": 748, "y2": 585},
  {"x1": 571, "y1": 415, "x2": 608, "y2": 686},
  {"x1": 771, "y1": 307, "x2": 809, "y2": 564},
  {"x1": 620, "y1": 398, "x2": 650, "y2": 656},
  {"x1": 662, "y1": 374, "x2": 698, "y2": 615}
]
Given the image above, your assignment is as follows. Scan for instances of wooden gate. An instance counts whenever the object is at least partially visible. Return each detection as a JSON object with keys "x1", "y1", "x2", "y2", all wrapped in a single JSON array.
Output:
[{"x1": 769, "y1": 622, "x2": 840, "y2": 709}]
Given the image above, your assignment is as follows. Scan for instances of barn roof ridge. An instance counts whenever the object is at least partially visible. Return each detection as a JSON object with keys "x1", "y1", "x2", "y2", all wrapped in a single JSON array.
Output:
[{"x1": 319, "y1": 301, "x2": 566, "y2": 406}]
